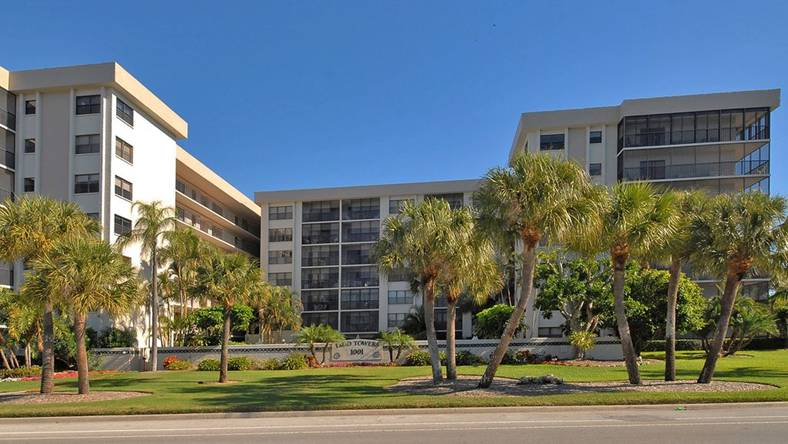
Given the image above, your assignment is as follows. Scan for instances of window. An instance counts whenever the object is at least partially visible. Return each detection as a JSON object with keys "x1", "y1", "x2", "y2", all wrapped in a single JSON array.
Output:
[
  {"x1": 75, "y1": 134, "x2": 100, "y2": 154},
  {"x1": 25, "y1": 100, "x2": 36, "y2": 115},
  {"x1": 302, "y1": 245, "x2": 339, "y2": 266},
  {"x1": 175, "y1": 179, "x2": 186, "y2": 193},
  {"x1": 540, "y1": 133, "x2": 565, "y2": 151},
  {"x1": 302, "y1": 200, "x2": 339, "y2": 222},
  {"x1": 302, "y1": 222, "x2": 339, "y2": 244},
  {"x1": 388, "y1": 198, "x2": 413, "y2": 215},
  {"x1": 302, "y1": 267, "x2": 339, "y2": 289},
  {"x1": 538, "y1": 327, "x2": 564, "y2": 338},
  {"x1": 115, "y1": 137, "x2": 133, "y2": 163},
  {"x1": 301, "y1": 312, "x2": 338, "y2": 329},
  {"x1": 342, "y1": 198, "x2": 380, "y2": 220},
  {"x1": 268, "y1": 272, "x2": 292, "y2": 286},
  {"x1": 388, "y1": 290, "x2": 414, "y2": 305},
  {"x1": 388, "y1": 313, "x2": 407, "y2": 329},
  {"x1": 268, "y1": 205, "x2": 293, "y2": 220},
  {"x1": 342, "y1": 220, "x2": 379, "y2": 242},
  {"x1": 74, "y1": 174, "x2": 99, "y2": 194},
  {"x1": 639, "y1": 160, "x2": 666, "y2": 180},
  {"x1": 341, "y1": 265, "x2": 379, "y2": 287},
  {"x1": 116, "y1": 98, "x2": 134, "y2": 126},
  {"x1": 589, "y1": 130, "x2": 602, "y2": 144},
  {"x1": 341, "y1": 311, "x2": 378, "y2": 333},
  {"x1": 24, "y1": 138, "x2": 35, "y2": 153},
  {"x1": 387, "y1": 267, "x2": 412, "y2": 282},
  {"x1": 268, "y1": 250, "x2": 292, "y2": 265},
  {"x1": 268, "y1": 227, "x2": 293, "y2": 242},
  {"x1": 86, "y1": 212, "x2": 99, "y2": 220},
  {"x1": 301, "y1": 290, "x2": 338, "y2": 311},
  {"x1": 342, "y1": 243, "x2": 374, "y2": 265},
  {"x1": 114, "y1": 176, "x2": 133, "y2": 200},
  {"x1": 23, "y1": 177, "x2": 34, "y2": 192},
  {"x1": 426, "y1": 193, "x2": 464, "y2": 210},
  {"x1": 114, "y1": 215, "x2": 132, "y2": 235},
  {"x1": 589, "y1": 163, "x2": 602, "y2": 176},
  {"x1": 341, "y1": 288, "x2": 379, "y2": 309},
  {"x1": 76, "y1": 95, "x2": 101, "y2": 115}
]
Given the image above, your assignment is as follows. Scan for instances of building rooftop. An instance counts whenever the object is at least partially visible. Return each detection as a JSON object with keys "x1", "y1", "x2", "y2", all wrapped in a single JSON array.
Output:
[{"x1": 255, "y1": 179, "x2": 482, "y2": 204}]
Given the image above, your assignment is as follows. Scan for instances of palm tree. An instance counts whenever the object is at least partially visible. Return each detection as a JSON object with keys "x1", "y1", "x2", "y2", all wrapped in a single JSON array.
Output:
[
  {"x1": 23, "y1": 237, "x2": 141, "y2": 394},
  {"x1": 248, "y1": 284, "x2": 301, "y2": 343},
  {"x1": 115, "y1": 201, "x2": 176, "y2": 372},
  {"x1": 376, "y1": 199, "x2": 477, "y2": 384},
  {"x1": 379, "y1": 328, "x2": 416, "y2": 363},
  {"x1": 474, "y1": 152, "x2": 600, "y2": 388},
  {"x1": 196, "y1": 250, "x2": 260, "y2": 382},
  {"x1": 648, "y1": 190, "x2": 705, "y2": 381},
  {"x1": 575, "y1": 182, "x2": 676, "y2": 384},
  {"x1": 159, "y1": 229, "x2": 206, "y2": 310},
  {"x1": 692, "y1": 192, "x2": 788, "y2": 383},
  {"x1": 0, "y1": 196, "x2": 98, "y2": 393},
  {"x1": 296, "y1": 324, "x2": 345, "y2": 365}
]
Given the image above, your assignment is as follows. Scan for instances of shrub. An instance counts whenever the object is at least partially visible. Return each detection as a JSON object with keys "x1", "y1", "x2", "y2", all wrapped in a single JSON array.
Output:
[
  {"x1": 0, "y1": 366, "x2": 41, "y2": 379},
  {"x1": 642, "y1": 339, "x2": 703, "y2": 352},
  {"x1": 162, "y1": 355, "x2": 179, "y2": 369},
  {"x1": 455, "y1": 350, "x2": 485, "y2": 366},
  {"x1": 197, "y1": 358, "x2": 221, "y2": 371},
  {"x1": 88, "y1": 352, "x2": 103, "y2": 371},
  {"x1": 403, "y1": 350, "x2": 431, "y2": 366},
  {"x1": 500, "y1": 351, "x2": 518, "y2": 365},
  {"x1": 513, "y1": 349, "x2": 533, "y2": 364},
  {"x1": 474, "y1": 304, "x2": 526, "y2": 339},
  {"x1": 227, "y1": 356, "x2": 253, "y2": 371},
  {"x1": 166, "y1": 359, "x2": 193, "y2": 370},
  {"x1": 279, "y1": 353, "x2": 308, "y2": 370},
  {"x1": 258, "y1": 358, "x2": 281, "y2": 370},
  {"x1": 569, "y1": 331, "x2": 596, "y2": 359},
  {"x1": 517, "y1": 374, "x2": 563, "y2": 385}
]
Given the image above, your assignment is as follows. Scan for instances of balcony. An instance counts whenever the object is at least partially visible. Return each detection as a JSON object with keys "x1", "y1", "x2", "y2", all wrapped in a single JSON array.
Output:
[{"x1": 622, "y1": 159, "x2": 769, "y2": 182}]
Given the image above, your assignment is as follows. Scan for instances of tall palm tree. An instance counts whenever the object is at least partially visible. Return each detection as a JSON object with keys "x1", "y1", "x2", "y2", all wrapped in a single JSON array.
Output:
[
  {"x1": 648, "y1": 190, "x2": 705, "y2": 381},
  {"x1": 196, "y1": 251, "x2": 260, "y2": 383},
  {"x1": 440, "y1": 215, "x2": 502, "y2": 380},
  {"x1": 376, "y1": 199, "x2": 474, "y2": 384},
  {"x1": 0, "y1": 196, "x2": 98, "y2": 393},
  {"x1": 474, "y1": 152, "x2": 600, "y2": 388},
  {"x1": 692, "y1": 192, "x2": 788, "y2": 383},
  {"x1": 576, "y1": 182, "x2": 676, "y2": 384},
  {"x1": 159, "y1": 229, "x2": 205, "y2": 310},
  {"x1": 115, "y1": 201, "x2": 176, "y2": 372},
  {"x1": 23, "y1": 237, "x2": 141, "y2": 394}
]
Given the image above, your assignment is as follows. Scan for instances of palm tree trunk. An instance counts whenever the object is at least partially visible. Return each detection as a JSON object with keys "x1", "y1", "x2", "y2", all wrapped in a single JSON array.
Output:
[
  {"x1": 479, "y1": 241, "x2": 537, "y2": 388},
  {"x1": 9, "y1": 349, "x2": 19, "y2": 368},
  {"x1": 613, "y1": 256, "x2": 641, "y2": 385},
  {"x1": 74, "y1": 312, "x2": 90, "y2": 395},
  {"x1": 25, "y1": 344, "x2": 32, "y2": 368},
  {"x1": 445, "y1": 300, "x2": 458, "y2": 380},
  {"x1": 0, "y1": 348, "x2": 9, "y2": 370},
  {"x1": 664, "y1": 256, "x2": 681, "y2": 381},
  {"x1": 698, "y1": 272, "x2": 741, "y2": 383},
  {"x1": 40, "y1": 303, "x2": 56, "y2": 394},
  {"x1": 219, "y1": 305, "x2": 232, "y2": 383},
  {"x1": 150, "y1": 249, "x2": 159, "y2": 372},
  {"x1": 423, "y1": 278, "x2": 442, "y2": 384}
]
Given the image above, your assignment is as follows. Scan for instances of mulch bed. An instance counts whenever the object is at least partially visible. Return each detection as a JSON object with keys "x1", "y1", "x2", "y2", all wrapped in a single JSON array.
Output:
[
  {"x1": 388, "y1": 376, "x2": 775, "y2": 397},
  {"x1": 0, "y1": 391, "x2": 148, "y2": 405}
]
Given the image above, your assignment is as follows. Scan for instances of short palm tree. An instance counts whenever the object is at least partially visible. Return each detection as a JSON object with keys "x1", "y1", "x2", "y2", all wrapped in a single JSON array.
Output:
[
  {"x1": 159, "y1": 228, "x2": 206, "y2": 310},
  {"x1": 692, "y1": 192, "x2": 788, "y2": 383},
  {"x1": 376, "y1": 199, "x2": 477, "y2": 384},
  {"x1": 23, "y1": 237, "x2": 141, "y2": 394},
  {"x1": 115, "y1": 201, "x2": 176, "y2": 372},
  {"x1": 296, "y1": 324, "x2": 345, "y2": 365},
  {"x1": 575, "y1": 182, "x2": 676, "y2": 384},
  {"x1": 0, "y1": 196, "x2": 98, "y2": 393},
  {"x1": 474, "y1": 152, "x2": 600, "y2": 388},
  {"x1": 248, "y1": 283, "x2": 302, "y2": 343},
  {"x1": 379, "y1": 328, "x2": 417, "y2": 363},
  {"x1": 648, "y1": 190, "x2": 705, "y2": 381},
  {"x1": 196, "y1": 250, "x2": 260, "y2": 382}
]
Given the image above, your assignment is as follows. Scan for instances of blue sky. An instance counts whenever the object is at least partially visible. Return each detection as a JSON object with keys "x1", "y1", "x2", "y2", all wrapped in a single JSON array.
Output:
[{"x1": 4, "y1": 1, "x2": 787, "y2": 196}]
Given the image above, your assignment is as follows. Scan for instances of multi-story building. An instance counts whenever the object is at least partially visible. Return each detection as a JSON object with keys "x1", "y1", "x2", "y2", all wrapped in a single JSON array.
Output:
[
  {"x1": 256, "y1": 180, "x2": 481, "y2": 339},
  {"x1": 0, "y1": 62, "x2": 260, "y2": 342}
]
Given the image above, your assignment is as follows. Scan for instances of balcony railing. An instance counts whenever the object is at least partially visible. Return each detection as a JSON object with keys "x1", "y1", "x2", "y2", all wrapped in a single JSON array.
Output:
[
  {"x1": 0, "y1": 109, "x2": 15, "y2": 131},
  {"x1": 622, "y1": 160, "x2": 769, "y2": 181},
  {"x1": 1, "y1": 148, "x2": 14, "y2": 169}
]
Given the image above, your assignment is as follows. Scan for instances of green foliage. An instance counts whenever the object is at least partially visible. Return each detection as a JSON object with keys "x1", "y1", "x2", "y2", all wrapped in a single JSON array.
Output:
[
  {"x1": 724, "y1": 297, "x2": 779, "y2": 356},
  {"x1": 187, "y1": 305, "x2": 255, "y2": 346},
  {"x1": 474, "y1": 304, "x2": 526, "y2": 339},
  {"x1": 278, "y1": 353, "x2": 308, "y2": 370},
  {"x1": 400, "y1": 307, "x2": 426, "y2": 339},
  {"x1": 296, "y1": 324, "x2": 346, "y2": 364},
  {"x1": 87, "y1": 327, "x2": 137, "y2": 349},
  {"x1": 163, "y1": 358, "x2": 193, "y2": 371},
  {"x1": 642, "y1": 339, "x2": 703, "y2": 352},
  {"x1": 197, "y1": 359, "x2": 221, "y2": 371},
  {"x1": 403, "y1": 350, "x2": 431, "y2": 366},
  {"x1": 379, "y1": 328, "x2": 417, "y2": 361},
  {"x1": 227, "y1": 356, "x2": 253, "y2": 371},
  {"x1": 569, "y1": 331, "x2": 596, "y2": 358},
  {"x1": 455, "y1": 350, "x2": 486, "y2": 366},
  {"x1": 0, "y1": 365, "x2": 42, "y2": 379},
  {"x1": 257, "y1": 358, "x2": 281, "y2": 370}
]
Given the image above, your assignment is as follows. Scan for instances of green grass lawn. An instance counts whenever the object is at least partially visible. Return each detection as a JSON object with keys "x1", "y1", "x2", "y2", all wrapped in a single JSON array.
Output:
[{"x1": 0, "y1": 349, "x2": 786, "y2": 417}]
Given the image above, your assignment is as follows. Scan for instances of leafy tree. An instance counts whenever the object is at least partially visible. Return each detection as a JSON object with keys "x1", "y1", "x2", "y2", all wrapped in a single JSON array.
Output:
[
  {"x1": 0, "y1": 196, "x2": 98, "y2": 393},
  {"x1": 379, "y1": 328, "x2": 416, "y2": 363},
  {"x1": 296, "y1": 324, "x2": 345, "y2": 365},
  {"x1": 474, "y1": 152, "x2": 600, "y2": 388},
  {"x1": 400, "y1": 306, "x2": 427, "y2": 339},
  {"x1": 691, "y1": 192, "x2": 788, "y2": 383},
  {"x1": 115, "y1": 201, "x2": 176, "y2": 372},
  {"x1": 574, "y1": 182, "x2": 676, "y2": 384},
  {"x1": 24, "y1": 237, "x2": 141, "y2": 394},
  {"x1": 474, "y1": 304, "x2": 526, "y2": 339},
  {"x1": 187, "y1": 305, "x2": 255, "y2": 345}
]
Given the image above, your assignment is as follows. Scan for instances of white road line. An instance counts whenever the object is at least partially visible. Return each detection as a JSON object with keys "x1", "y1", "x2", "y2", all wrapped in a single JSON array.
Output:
[{"x1": 2, "y1": 420, "x2": 788, "y2": 441}]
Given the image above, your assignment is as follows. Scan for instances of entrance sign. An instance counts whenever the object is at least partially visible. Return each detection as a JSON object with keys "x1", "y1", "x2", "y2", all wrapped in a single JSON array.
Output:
[{"x1": 332, "y1": 339, "x2": 383, "y2": 362}]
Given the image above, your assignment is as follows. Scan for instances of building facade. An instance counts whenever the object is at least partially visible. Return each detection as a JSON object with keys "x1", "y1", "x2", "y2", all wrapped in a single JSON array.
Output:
[{"x1": 256, "y1": 180, "x2": 481, "y2": 339}]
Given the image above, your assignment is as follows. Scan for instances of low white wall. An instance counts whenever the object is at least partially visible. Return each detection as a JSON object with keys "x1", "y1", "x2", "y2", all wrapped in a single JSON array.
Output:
[{"x1": 92, "y1": 337, "x2": 623, "y2": 371}]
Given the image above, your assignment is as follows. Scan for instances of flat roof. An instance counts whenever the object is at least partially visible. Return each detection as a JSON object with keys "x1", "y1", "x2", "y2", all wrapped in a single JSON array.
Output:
[
  {"x1": 8, "y1": 62, "x2": 188, "y2": 139},
  {"x1": 255, "y1": 179, "x2": 482, "y2": 204},
  {"x1": 0, "y1": 66, "x2": 8, "y2": 90}
]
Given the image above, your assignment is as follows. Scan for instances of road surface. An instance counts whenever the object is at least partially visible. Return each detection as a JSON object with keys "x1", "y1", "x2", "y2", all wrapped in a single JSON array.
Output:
[{"x1": 1, "y1": 403, "x2": 787, "y2": 443}]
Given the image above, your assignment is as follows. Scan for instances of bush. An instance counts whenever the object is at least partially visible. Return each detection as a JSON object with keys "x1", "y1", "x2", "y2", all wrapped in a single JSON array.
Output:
[
  {"x1": 279, "y1": 353, "x2": 308, "y2": 370},
  {"x1": 513, "y1": 349, "x2": 533, "y2": 364},
  {"x1": 227, "y1": 356, "x2": 253, "y2": 371},
  {"x1": 257, "y1": 358, "x2": 281, "y2": 370},
  {"x1": 404, "y1": 350, "x2": 431, "y2": 366},
  {"x1": 162, "y1": 356, "x2": 179, "y2": 369},
  {"x1": 455, "y1": 350, "x2": 485, "y2": 366},
  {"x1": 0, "y1": 366, "x2": 41, "y2": 379},
  {"x1": 569, "y1": 331, "x2": 596, "y2": 359},
  {"x1": 88, "y1": 352, "x2": 103, "y2": 371},
  {"x1": 500, "y1": 351, "x2": 518, "y2": 365},
  {"x1": 197, "y1": 358, "x2": 220, "y2": 371},
  {"x1": 517, "y1": 374, "x2": 563, "y2": 385},
  {"x1": 166, "y1": 359, "x2": 193, "y2": 370},
  {"x1": 474, "y1": 304, "x2": 526, "y2": 339},
  {"x1": 642, "y1": 339, "x2": 703, "y2": 352}
]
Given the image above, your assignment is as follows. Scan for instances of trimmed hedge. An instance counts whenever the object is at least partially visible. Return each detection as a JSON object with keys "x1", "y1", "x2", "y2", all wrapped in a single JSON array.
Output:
[
  {"x1": 403, "y1": 350, "x2": 431, "y2": 366},
  {"x1": 197, "y1": 359, "x2": 220, "y2": 371},
  {"x1": 642, "y1": 339, "x2": 703, "y2": 352},
  {"x1": 227, "y1": 356, "x2": 253, "y2": 371},
  {"x1": 0, "y1": 366, "x2": 41, "y2": 379}
]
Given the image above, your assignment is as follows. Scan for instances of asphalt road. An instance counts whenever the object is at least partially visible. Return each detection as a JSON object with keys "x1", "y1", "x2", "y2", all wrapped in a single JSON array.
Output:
[{"x1": 2, "y1": 403, "x2": 787, "y2": 443}]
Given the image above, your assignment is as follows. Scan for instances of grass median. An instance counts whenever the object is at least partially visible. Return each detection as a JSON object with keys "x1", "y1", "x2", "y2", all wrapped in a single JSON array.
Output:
[{"x1": 0, "y1": 349, "x2": 785, "y2": 417}]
